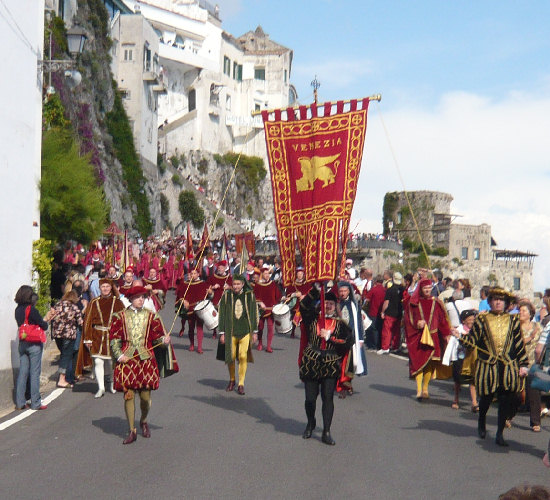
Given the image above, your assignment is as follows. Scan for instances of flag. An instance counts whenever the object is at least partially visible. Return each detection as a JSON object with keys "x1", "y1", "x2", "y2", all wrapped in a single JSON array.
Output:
[
  {"x1": 198, "y1": 221, "x2": 210, "y2": 254},
  {"x1": 122, "y1": 230, "x2": 130, "y2": 271},
  {"x1": 221, "y1": 230, "x2": 230, "y2": 263},
  {"x1": 261, "y1": 98, "x2": 370, "y2": 286},
  {"x1": 186, "y1": 223, "x2": 194, "y2": 260},
  {"x1": 238, "y1": 238, "x2": 250, "y2": 275}
]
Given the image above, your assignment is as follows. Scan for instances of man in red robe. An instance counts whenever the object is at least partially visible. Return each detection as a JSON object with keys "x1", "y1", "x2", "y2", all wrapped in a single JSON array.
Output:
[
  {"x1": 143, "y1": 267, "x2": 167, "y2": 312},
  {"x1": 403, "y1": 278, "x2": 452, "y2": 400},
  {"x1": 254, "y1": 265, "x2": 283, "y2": 352},
  {"x1": 176, "y1": 268, "x2": 209, "y2": 353}
]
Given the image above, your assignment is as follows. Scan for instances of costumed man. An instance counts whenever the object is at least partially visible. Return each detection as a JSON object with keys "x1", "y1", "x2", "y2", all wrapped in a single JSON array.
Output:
[
  {"x1": 218, "y1": 274, "x2": 258, "y2": 395},
  {"x1": 299, "y1": 285, "x2": 353, "y2": 445},
  {"x1": 118, "y1": 267, "x2": 135, "y2": 297},
  {"x1": 254, "y1": 264, "x2": 283, "y2": 352},
  {"x1": 175, "y1": 267, "x2": 210, "y2": 353},
  {"x1": 207, "y1": 260, "x2": 232, "y2": 339},
  {"x1": 109, "y1": 285, "x2": 178, "y2": 444},
  {"x1": 456, "y1": 287, "x2": 528, "y2": 446},
  {"x1": 285, "y1": 267, "x2": 311, "y2": 339},
  {"x1": 335, "y1": 281, "x2": 366, "y2": 398},
  {"x1": 403, "y1": 278, "x2": 452, "y2": 401},
  {"x1": 78, "y1": 278, "x2": 125, "y2": 398},
  {"x1": 143, "y1": 267, "x2": 167, "y2": 312}
]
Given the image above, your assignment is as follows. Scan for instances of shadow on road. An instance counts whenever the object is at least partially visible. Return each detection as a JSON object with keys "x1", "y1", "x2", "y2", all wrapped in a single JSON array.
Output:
[
  {"x1": 92, "y1": 416, "x2": 163, "y2": 437},
  {"x1": 196, "y1": 378, "x2": 228, "y2": 390},
  {"x1": 184, "y1": 392, "x2": 303, "y2": 436}
]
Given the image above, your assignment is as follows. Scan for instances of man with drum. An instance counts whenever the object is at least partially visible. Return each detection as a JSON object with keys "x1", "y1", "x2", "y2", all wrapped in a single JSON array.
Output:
[
  {"x1": 143, "y1": 267, "x2": 167, "y2": 312},
  {"x1": 176, "y1": 267, "x2": 211, "y2": 354},
  {"x1": 285, "y1": 267, "x2": 311, "y2": 339},
  {"x1": 218, "y1": 274, "x2": 259, "y2": 395},
  {"x1": 207, "y1": 260, "x2": 232, "y2": 339},
  {"x1": 254, "y1": 264, "x2": 283, "y2": 352}
]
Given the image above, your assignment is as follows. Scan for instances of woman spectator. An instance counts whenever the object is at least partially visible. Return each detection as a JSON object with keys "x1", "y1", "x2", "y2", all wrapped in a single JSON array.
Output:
[
  {"x1": 14, "y1": 285, "x2": 55, "y2": 410},
  {"x1": 518, "y1": 299, "x2": 543, "y2": 432},
  {"x1": 51, "y1": 290, "x2": 84, "y2": 388}
]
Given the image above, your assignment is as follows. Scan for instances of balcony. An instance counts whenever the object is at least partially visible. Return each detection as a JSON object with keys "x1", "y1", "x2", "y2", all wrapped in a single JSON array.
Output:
[{"x1": 159, "y1": 43, "x2": 217, "y2": 72}]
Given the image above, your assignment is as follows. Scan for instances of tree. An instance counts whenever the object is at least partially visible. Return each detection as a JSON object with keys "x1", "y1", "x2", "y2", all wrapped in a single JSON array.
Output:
[
  {"x1": 40, "y1": 128, "x2": 109, "y2": 244},
  {"x1": 178, "y1": 190, "x2": 205, "y2": 228}
]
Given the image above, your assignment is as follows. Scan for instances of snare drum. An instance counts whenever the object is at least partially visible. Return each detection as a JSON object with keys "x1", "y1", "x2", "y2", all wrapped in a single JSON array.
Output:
[
  {"x1": 194, "y1": 299, "x2": 219, "y2": 331},
  {"x1": 272, "y1": 303, "x2": 292, "y2": 334}
]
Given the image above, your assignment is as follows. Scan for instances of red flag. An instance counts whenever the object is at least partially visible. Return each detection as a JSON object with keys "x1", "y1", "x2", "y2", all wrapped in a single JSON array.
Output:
[
  {"x1": 186, "y1": 223, "x2": 194, "y2": 260},
  {"x1": 199, "y1": 222, "x2": 210, "y2": 254},
  {"x1": 261, "y1": 98, "x2": 370, "y2": 286}
]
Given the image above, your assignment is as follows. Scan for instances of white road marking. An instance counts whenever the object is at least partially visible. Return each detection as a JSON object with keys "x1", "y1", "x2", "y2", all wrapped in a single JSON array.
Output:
[{"x1": 0, "y1": 388, "x2": 65, "y2": 431}]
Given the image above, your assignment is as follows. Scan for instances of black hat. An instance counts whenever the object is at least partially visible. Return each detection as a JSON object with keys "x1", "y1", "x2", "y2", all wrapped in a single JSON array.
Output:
[
  {"x1": 325, "y1": 291, "x2": 338, "y2": 302},
  {"x1": 459, "y1": 309, "x2": 477, "y2": 322}
]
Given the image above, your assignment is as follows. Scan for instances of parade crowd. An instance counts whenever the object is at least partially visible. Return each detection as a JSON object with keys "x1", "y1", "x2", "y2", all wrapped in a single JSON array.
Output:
[{"x1": 13, "y1": 234, "x2": 550, "y2": 468}]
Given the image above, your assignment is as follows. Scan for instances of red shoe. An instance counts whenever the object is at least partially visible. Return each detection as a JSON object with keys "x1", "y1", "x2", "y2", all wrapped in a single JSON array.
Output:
[
  {"x1": 189, "y1": 344, "x2": 195, "y2": 352},
  {"x1": 123, "y1": 429, "x2": 137, "y2": 445},
  {"x1": 178, "y1": 330, "x2": 184, "y2": 337},
  {"x1": 140, "y1": 421, "x2": 151, "y2": 438},
  {"x1": 266, "y1": 347, "x2": 273, "y2": 353},
  {"x1": 226, "y1": 381, "x2": 235, "y2": 392},
  {"x1": 237, "y1": 385, "x2": 245, "y2": 395},
  {"x1": 257, "y1": 343, "x2": 263, "y2": 351},
  {"x1": 197, "y1": 349, "x2": 203, "y2": 354},
  {"x1": 31, "y1": 404, "x2": 47, "y2": 410}
]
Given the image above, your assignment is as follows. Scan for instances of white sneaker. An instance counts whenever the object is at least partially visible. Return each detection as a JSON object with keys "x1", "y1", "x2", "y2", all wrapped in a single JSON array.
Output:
[
  {"x1": 541, "y1": 408, "x2": 549, "y2": 418},
  {"x1": 94, "y1": 389, "x2": 105, "y2": 399},
  {"x1": 376, "y1": 349, "x2": 390, "y2": 355},
  {"x1": 109, "y1": 382, "x2": 116, "y2": 394}
]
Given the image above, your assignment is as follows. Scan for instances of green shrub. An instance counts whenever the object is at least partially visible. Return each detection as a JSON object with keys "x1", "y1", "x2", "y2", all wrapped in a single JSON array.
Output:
[
  {"x1": 172, "y1": 174, "x2": 183, "y2": 186},
  {"x1": 40, "y1": 128, "x2": 109, "y2": 244},
  {"x1": 198, "y1": 157, "x2": 208, "y2": 174},
  {"x1": 170, "y1": 155, "x2": 180, "y2": 168},
  {"x1": 105, "y1": 89, "x2": 152, "y2": 236},
  {"x1": 32, "y1": 239, "x2": 53, "y2": 314},
  {"x1": 223, "y1": 152, "x2": 266, "y2": 193},
  {"x1": 215, "y1": 216, "x2": 224, "y2": 228},
  {"x1": 178, "y1": 190, "x2": 205, "y2": 228}
]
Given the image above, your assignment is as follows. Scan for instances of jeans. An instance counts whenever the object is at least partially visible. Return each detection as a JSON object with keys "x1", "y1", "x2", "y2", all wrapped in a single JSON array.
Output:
[
  {"x1": 55, "y1": 338, "x2": 75, "y2": 374},
  {"x1": 16, "y1": 341, "x2": 43, "y2": 409}
]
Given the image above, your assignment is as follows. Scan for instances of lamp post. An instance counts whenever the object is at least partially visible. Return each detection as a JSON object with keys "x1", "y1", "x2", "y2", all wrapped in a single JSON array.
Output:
[{"x1": 38, "y1": 25, "x2": 87, "y2": 90}]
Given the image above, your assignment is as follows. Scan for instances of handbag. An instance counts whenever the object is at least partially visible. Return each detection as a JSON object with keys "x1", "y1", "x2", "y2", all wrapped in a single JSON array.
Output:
[
  {"x1": 18, "y1": 306, "x2": 47, "y2": 343},
  {"x1": 528, "y1": 364, "x2": 550, "y2": 393}
]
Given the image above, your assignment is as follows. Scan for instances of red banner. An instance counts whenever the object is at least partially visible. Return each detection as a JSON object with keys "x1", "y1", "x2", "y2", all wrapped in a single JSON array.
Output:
[
  {"x1": 262, "y1": 99, "x2": 369, "y2": 286},
  {"x1": 234, "y1": 231, "x2": 255, "y2": 256}
]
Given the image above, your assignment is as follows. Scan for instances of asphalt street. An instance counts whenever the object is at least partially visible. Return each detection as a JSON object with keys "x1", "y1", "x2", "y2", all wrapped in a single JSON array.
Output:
[{"x1": 1, "y1": 293, "x2": 549, "y2": 499}]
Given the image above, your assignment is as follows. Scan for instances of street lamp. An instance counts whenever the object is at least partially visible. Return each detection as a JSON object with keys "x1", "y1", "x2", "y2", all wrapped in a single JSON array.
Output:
[
  {"x1": 66, "y1": 26, "x2": 87, "y2": 56},
  {"x1": 38, "y1": 25, "x2": 87, "y2": 74}
]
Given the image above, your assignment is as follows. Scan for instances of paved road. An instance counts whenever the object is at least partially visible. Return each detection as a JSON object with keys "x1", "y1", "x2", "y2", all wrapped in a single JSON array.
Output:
[{"x1": 1, "y1": 293, "x2": 549, "y2": 499}]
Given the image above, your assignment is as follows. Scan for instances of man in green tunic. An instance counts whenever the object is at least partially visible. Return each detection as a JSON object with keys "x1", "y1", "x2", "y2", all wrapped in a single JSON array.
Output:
[{"x1": 218, "y1": 274, "x2": 258, "y2": 395}]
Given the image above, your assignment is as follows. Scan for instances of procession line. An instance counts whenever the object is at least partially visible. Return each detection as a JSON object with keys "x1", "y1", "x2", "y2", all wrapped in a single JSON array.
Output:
[{"x1": 0, "y1": 388, "x2": 64, "y2": 431}]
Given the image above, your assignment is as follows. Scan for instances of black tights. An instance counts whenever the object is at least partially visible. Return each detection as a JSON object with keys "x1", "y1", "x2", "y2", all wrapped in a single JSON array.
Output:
[
  {"x1": 304, "y1": 378, "x2": 337, "y2": 432},
  {"x1": 478, "y1": 390, "x2": 521, "y2": 435}
]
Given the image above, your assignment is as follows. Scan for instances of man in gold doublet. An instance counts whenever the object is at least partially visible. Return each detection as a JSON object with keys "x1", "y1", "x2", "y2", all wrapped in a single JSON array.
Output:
[{"x1": 458, "y1": 287, "x2": 528, "y2": 446}]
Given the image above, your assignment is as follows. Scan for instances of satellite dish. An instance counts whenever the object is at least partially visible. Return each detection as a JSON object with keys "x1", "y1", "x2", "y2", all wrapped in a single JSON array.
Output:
[{"x1": 65, "y1": 70, "x2": 82, "y2": 89}]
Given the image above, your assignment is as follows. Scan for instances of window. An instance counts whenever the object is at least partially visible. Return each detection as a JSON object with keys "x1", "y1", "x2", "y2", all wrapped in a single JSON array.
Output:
[
  {"x1": 397, "y1": 212, "x2": 402, "y2": 224},
  {"x1": 284, "y1": 69, "x2": 287, "y2": 83},
  {"x1": 223, "y1": 56, "x2": 231, "y2": 76},
  {"x1": 254, "y1": 67, "x2": 265, "y2": 80},
  {"x1": 123, "y1": 45, "x2": 134, "y2": 61},
  {"x1": 513, "y1": 277, "x2": 521, "y2": 291},
  {"x1": 473, "y1": 248, "x2": 480, "y2": 260},
  {"x1": 226, "y1": 94, "x2": 231, "y2": 111},
  {"x1": 255, "y1": 103, "x2": 261, "y2": 112},
  {"x1": 143, "y1": 44, "x2": 151, "y2": 72},
  {"x1": 174, "y1": 35, "x2": 184, "y2": 48},
  {"x1": 461, "y1": 247, "x2": 468, "y2": 260},
  {"x1": 233, "y1": 62, "x2": 243, "y2": 81},
  {"x1": 120, "y1": 89, "x2": 130, "y2": 99},
  {"x1": 188, "y1": 89, "x2": 196, "y2": 111}
]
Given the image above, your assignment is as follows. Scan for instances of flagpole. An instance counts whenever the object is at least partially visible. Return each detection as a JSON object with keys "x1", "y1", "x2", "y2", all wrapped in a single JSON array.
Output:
[{"x1": 252, "y1": 93, "x2": 382, "y2": 117}]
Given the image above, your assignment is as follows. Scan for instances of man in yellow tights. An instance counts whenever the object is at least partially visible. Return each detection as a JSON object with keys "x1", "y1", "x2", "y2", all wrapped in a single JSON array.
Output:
[{"x1": 218, "y1": 274, "x2": 259, "y2": 395}]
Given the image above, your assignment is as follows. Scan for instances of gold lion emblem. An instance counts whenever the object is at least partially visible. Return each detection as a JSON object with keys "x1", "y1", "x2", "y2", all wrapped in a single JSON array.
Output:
[{"x1": 295, "y1": 154, "x2": 340, "y2": 192}]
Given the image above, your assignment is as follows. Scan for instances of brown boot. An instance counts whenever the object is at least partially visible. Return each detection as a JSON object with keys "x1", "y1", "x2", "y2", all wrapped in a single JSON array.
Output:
[
  {"x1": 226, "y1": 381, "x2": 235, "y2": 392},
  {"x1": 123, "y1": 429, "x2": 137, "y2": 445}
]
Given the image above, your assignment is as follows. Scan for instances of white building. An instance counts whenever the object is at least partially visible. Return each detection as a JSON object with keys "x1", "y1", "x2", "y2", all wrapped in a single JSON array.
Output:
[
  {"x1": 122, "y1": 0, "x2": 296, "y2": 160},
  {"x1": 110, "y1": 12, "x2": 166, "y2": 166},
  {"x1": 0, "y1": 1, "x2": 44, "y2": 404}
]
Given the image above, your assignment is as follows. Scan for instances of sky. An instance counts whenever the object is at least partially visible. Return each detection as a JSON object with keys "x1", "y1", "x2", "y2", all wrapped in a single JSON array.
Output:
[{"x1": 216, "y1": 0, "x2": 550, "y2": 291}]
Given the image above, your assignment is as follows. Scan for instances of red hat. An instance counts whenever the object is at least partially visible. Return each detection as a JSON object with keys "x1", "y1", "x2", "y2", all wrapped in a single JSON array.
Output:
[
  {"x1": 125, "y1": 266, "x2": 135, "y2": 274},
  {"x1": 248, "y1": 260, "x2": 255, "y2": 266},
  {"x1": 217, "y1": 260, "x2": 228, "y2": 267},
  {"x1": 125, "y1": 285, "x2": 149, "y2": 299},
  {"x1": 296, "y1": 266, "x2": 304, "y2": 272}
]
